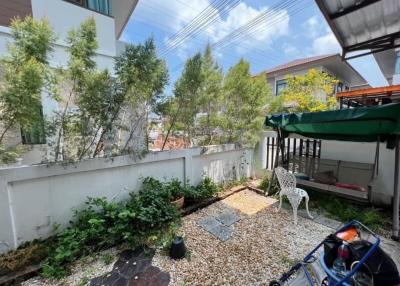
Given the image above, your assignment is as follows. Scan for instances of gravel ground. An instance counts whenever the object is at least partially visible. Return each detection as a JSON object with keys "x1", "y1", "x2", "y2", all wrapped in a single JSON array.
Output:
[
  {"x1": 22, "y1": 190, "x2": 332, "y2": 286},
  {"x1": 22, "y1": 248, "x2": 119, "y2": 286},
  {"x1": 152, "y1": 195, "x2": 332, "y2": 286}
]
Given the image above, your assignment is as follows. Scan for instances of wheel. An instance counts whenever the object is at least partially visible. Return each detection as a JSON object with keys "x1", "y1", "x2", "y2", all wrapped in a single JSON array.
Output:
[{"x1": 269, "y1": 281, "x2": 281, "y2": 286}]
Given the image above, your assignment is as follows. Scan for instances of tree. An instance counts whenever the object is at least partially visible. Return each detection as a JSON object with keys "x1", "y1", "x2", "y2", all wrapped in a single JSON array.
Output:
[
  {"x1": 276, "y1": 69, "x2": 338, "y2": 113},
  {"x1": 196, "y1": 45, "x2": 223, "y2": 145},
  {"x1": 0, "y1": 17, "x2": 54, "y2": 162},
  {"x1": 114, "y1": 38, "x2": 168, "y2": 153},
  {"x1": 162, "y1": 53, "x2": 203, "y2": 149},
  {"x1": 50, "y1": 18, "x2": 122, "y2": 161},
  {"x1": 220, "y1": 59, "x2": 270, "y2": 146}
]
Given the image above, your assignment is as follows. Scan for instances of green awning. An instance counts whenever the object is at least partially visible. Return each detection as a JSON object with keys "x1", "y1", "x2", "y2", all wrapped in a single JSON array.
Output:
[{"x1": 265, "y1": 103, "x2": 400, "y2": 142}]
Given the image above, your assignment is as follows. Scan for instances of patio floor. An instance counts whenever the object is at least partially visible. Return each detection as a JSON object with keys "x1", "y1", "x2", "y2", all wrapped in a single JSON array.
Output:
[{"x1": 23, "y1": 188, "x2": 400, "y2": 286}]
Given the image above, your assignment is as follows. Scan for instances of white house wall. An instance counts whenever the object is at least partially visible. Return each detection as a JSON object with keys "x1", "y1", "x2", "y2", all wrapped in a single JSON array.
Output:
[{"x1": 31, "y1": 0, "x2": 116, "y2": 72}]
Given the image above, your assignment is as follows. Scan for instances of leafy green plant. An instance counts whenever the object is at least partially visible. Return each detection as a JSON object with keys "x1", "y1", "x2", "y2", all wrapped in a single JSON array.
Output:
[
  {"x1": 258, "y1": 175, "x2": 280, "y2": 195},
  {"x1": 307, "y1": 190, "x2": 390, "y2": 232},
  {"x1": 42, "y1": 178, "x2": 181, "y2": 278},
  {"x1": 3, "y1": 176, "x2": 222, "y2": 279},
  {"x1": 101, "y1": 253, "x2": 113, "y2": 265},
  {"x1": 165, "y1": 178, "x2": 185, "y2": 200},
  {"x1": 184, "y1": 177, "x2": 221, "y2": 204}
]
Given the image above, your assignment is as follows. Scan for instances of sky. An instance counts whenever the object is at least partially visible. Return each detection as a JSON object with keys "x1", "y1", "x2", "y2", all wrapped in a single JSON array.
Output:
[{"x1": 121, "y1": 0, "x2": 388, "y2": 91}]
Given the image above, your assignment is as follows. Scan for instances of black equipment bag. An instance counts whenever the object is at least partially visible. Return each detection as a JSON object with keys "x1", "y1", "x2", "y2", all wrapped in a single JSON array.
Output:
[{"x1": 349, "y1": 240, "x2": 400, "y2": 286}]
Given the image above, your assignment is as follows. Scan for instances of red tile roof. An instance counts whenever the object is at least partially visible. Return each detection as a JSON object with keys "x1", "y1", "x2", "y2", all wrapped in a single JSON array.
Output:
[{"x1": 264, "y1": 53, "x2": 338, "y2": 75}]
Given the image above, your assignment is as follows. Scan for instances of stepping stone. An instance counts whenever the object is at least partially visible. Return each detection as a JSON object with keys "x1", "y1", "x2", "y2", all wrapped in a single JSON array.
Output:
[
  {"x1": 90, "y1": 247, "x2": 169, "y2": 286},
  {"x1": 208, "y1": 224, "x2": 234, "y2": 241},
  {"x1": 198, "y1": 216, "x2": 222, "y2": 230},
  {"x1": 215, "y1": 208, "x2": 240, "y2": 226}
]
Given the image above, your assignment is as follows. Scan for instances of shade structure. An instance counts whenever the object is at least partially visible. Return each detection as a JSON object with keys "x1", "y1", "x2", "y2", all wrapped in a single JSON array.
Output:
[
  {"x1": 315, "y1": 0, "x2": 400, "y2": 59},
  {"x1": 265, "y1": 103, "x2": 400, "y2": 142},
  {"x1": 265, "y1": 103, "x2": 400, "y2": 240}
]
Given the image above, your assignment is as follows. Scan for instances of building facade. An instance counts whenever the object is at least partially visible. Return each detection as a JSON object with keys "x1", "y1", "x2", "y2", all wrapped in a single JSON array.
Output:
[
  {"x1": 259, "y1": 53, "x2": 368, "y2": 101},
  {"x1": 0, "y1": 0, "x2": 138, "y2": 162}
]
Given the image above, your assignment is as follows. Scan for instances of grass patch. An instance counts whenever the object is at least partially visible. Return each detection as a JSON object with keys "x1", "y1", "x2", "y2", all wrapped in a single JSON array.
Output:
[{"x1": 306, "y1": 190, "x2": 391, "y2": 233}]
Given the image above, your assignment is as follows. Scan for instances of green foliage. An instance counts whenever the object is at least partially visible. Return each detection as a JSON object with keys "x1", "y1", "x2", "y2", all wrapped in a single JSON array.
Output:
[
  {"x1": 159, "y1": 49, "x2": 270, "y2": 148},
  {"x1": 184, "y1": 177, "x2": 221, "y2": 203},
  {"x1": 40, "y1": 176, "x2": 221, "y2": 278},
  {"x1": 115, "y1": 38, "x2": 168, "y2": 153},
  {"x1": 307, "y1": 191, "x2": 390, "y2": 232},
  {"x1": 42, "y1": 179, "x2": 180, "y2": 278},
  {"x1": 115, "y1": 38, "x2": 168, "y2": 107},
  {"x1": 52, "y1": 17, "x2": 106, "y2": 161},
  {"x1": 174, "y1": 53, "x2": 204, "y2": 142},
  {"x1": 196, "y1": 44, "x2": 223, "y2": 145},
  {"x1": 273, "y1": 69, "x2": 338, "y2": 113},
  {"x1": 101, "y1": 253, "x2": 113, "y2": 265},
  {"x1": 220, "y1": 59, "x2": 270, "y2": 146},
  {"x1": 50, "y1": 20, "x2": 169, "y2": 161},
  {"x1": 258, "y1": 175, "x2": 280, "y2": 195},
  {"x1": 0, "y1": 145, "x2": 25, "y2": 165},
  {"x1": 0, "y1": 17, "x2": 54, "y2": 146}
]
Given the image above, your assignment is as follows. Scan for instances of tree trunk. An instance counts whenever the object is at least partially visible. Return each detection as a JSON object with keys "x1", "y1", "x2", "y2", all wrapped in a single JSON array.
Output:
[
  {"x1": 54, "y1": 82, "x2": 75, "y2": 161},
  {"x1": 121, "y1": 112, "x2": 146, "y2": 153},
  {"x1": 0, "y1": 119, "x2": 15, "y2": 145},
  {"x1": 161, "y1": 103, "x2": 181, "y2": 151}
]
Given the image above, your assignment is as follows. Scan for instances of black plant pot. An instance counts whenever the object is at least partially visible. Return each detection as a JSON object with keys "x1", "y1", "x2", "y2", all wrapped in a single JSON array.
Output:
[{"x1": 169, "y1": 236, "x2": 186, "y2": 259}]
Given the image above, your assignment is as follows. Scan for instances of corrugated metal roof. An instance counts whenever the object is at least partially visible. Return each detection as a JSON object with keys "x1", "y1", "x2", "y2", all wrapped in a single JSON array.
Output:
[
  {"x1": 316, "y1": 0, "x2": 400, "y2": 59},
  {"x1": 265, "y1": 54, "x2": 337, "y2": 74}
]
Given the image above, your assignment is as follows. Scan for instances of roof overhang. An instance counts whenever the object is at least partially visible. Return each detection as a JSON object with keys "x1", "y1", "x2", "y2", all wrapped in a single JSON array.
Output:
[
  {"x1": 110, "y1": 0, "x2": 139, "y2": 39},
  {"x1": 315, "y1": 0, "x2": 400, "y2": 60},
  {"x1": 373, "y1": 48, "x2": 398, "y2": 84},
  {"x1": 263, "y1": 54, "x2": 367, "y2": 86}
]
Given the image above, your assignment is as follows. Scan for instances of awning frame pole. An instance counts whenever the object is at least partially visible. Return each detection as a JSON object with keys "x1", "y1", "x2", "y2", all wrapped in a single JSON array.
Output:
[
  {"x1": 392, "y1": 135, "x2": 400, "y2": 241},
  {"x1": 267, "y1": 128, "x2": 281, "y2": 195}
]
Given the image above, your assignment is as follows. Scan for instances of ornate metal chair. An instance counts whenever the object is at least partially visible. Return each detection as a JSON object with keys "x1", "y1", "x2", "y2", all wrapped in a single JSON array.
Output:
[{"x1": 274, "y1": 167, "x2": 313, "y2": 224}]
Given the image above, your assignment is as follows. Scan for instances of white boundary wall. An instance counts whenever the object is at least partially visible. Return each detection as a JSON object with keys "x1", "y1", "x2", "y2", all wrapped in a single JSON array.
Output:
[{"x1": 0, "y1": 145, "x2": 253, "y2": 254}]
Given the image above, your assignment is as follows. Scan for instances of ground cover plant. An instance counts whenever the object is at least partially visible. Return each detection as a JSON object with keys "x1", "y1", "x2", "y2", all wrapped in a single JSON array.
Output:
[
  {"x1": 0, "y1": 177, "x2": 221, "y2": 280},
  {"x1": 306, "y1": 190, "x2": 391, "y2": 233},
  {"x1": 258, "y1": 172, "x2": 389, "y2": 233}
]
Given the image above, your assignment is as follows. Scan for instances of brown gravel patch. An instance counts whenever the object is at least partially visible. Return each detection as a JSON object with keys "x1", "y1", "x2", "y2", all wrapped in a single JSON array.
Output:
[
  {"x1": 223, "y1": 189, "x2": 276, "y2": 215},
  {"x1": 153, "y1": 194, "x2": 332, "y2": 286}
]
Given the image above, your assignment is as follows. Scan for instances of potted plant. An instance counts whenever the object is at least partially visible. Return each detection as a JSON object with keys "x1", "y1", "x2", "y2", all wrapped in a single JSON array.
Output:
[{"x1": 168, "y1": 179, "x2": 185, "y2": 209}]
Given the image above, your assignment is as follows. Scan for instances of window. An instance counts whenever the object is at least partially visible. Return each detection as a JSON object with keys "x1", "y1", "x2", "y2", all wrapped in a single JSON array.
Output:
[
  {"x1": 336, "y1": 82, "x2": 344, "y2": 93},
  {"x1": 20, "y1": 107, "x2": 46, "y2": 145},
  {"x1": 65, "y1": 0, "x2": 111, "y2": 16},
  {"x1": 275, "y1": 79, "x2": 287, "y2": 95}
]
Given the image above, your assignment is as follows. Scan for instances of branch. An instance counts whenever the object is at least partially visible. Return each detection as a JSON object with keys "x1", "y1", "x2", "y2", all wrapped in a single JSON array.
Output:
[
  {"x1": 121, "y1": 112, "x2": 146, "y2": 153},
  {"x1": 161, "y1": 102, "x2": 181, "y2": 151},
  {"x1": 54, "y1": 80, "x2": 75, "y2": 161},
  {"x1": 0, "y1": 118, "x2": 15, "y2": 144}
]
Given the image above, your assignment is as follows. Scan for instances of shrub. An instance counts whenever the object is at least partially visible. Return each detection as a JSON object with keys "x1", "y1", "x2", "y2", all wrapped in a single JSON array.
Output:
[
  {"x1": 258, "y1": 175, "x2": 280, "y2": 195},
  {"x1": 184, "y1": 177, "x2": 221, "y2": 204},
  {"x1": 7, "y1": 176, "x2": 222, "y2": 278},
  {"x1": 164, "y1": 178, "x2": 185, "y2": 200},
  {"x1": 42, "y1": 178, "x2": 180, "y2": 278}
]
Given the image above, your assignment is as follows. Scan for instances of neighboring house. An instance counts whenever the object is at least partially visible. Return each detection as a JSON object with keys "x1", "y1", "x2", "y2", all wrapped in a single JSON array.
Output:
[
  {"x1": 0, "y1": 0, "x2": 139, "y2": 162},
  {"x1": 258, "y1": 53, "x2": 368, "y2": 101}
]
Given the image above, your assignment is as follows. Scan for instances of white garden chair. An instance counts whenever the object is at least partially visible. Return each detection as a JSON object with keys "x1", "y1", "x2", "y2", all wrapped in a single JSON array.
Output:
[{"x1": 274, "y1": 167, "x2": 313, "y2": 224}]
